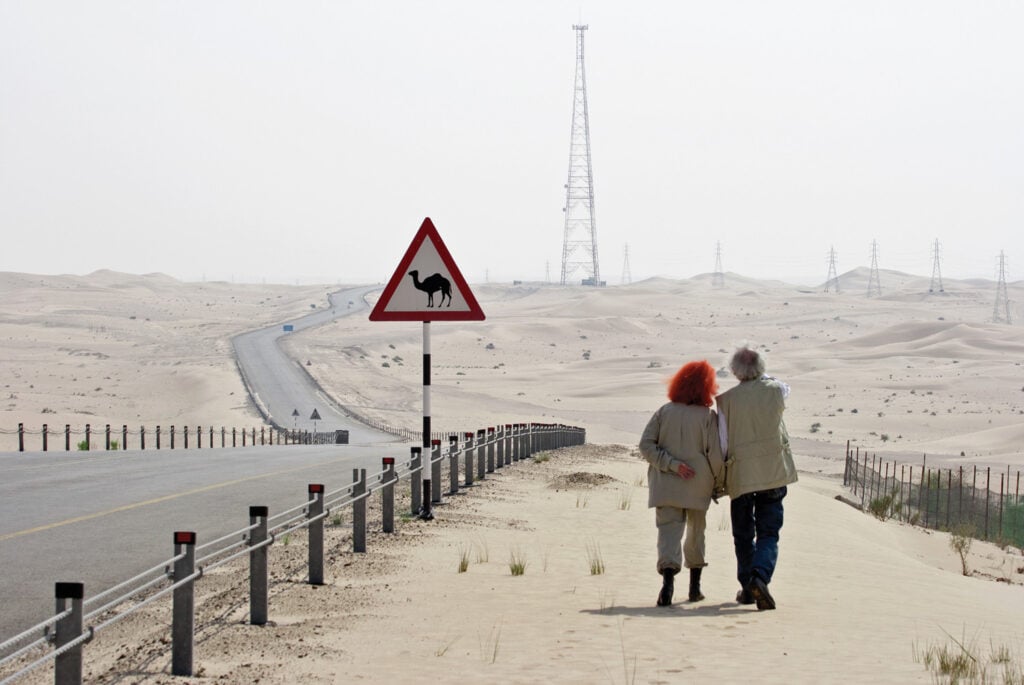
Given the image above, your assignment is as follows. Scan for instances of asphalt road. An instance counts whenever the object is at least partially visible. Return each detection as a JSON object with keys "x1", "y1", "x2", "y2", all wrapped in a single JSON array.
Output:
[
  {"x1": 0, "y1": 285, "x2": 420, "y2": 639},
  {"x1": 231, "y1": 285, "x2": 391, "y2": 443}
]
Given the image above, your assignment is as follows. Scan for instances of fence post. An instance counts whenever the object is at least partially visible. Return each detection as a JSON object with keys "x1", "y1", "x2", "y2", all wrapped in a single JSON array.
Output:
[
  {"x1": 383, "y1": 458, "x2": 396, "y2": 533},
  {"x1": 221, "y1": 427, "x2": 226, "y2": 448},
  {"x1": 249, "y1": 506, "x2": 269, "y2": 625},
  {"x1": 197, "y1": 426, "x2": 202, "y2": 450},
  {"x1": 410, "y1": 447, "x2": 422, "y2": 516},
  {"x1": 946, "y1": 469, "x2": 952, "y2": 529},
  {"x1": 464, "y1": 432, "x2": 475, "y2": 486},
  {"x1": 105, "y1": 424, "x2": 111, "y2": 451},
  {"x1": 984, "y1": 467, "x2": 991, "y2": 540},
  {"x1": 448, "y1": 434, "x2": 459, "y2": 495},
  {"x1": 172, "y1": 531, "x2": 196, "y2": 676},
  {"x1": 496, "y1": 426, "x2": 505, "y2": 468},
  {"x1": 210, "y1": 426, "x2": 214, "y2": 447},
  {"x1": 431, "y1": 440, "x2": 442, "y2": 503},
  {"x1": 487, "y1": 427, "x2": 496, "y2": 472},
  {"x1": 999, "y1": 473, "x2": 1005, "y2": 542},
  {"x1": 18, "y1": 423, "x2": 24, "y2": 452},
  {"x1": 308, "y1": 484, "x2": 324, "y2": 585},
  {"x1": 261, "y1": 427, "x2": 265, "y2": 446},
  {"x1": 183, "y1": 426, "x2": 189, "y2": 450},
  {"x1": 43, "y1": 423, "x2": 48, "y2": 452},
  {"x1": 477, "y1": 429, "x2": 486, "y2": 481},
  {"x1": 65, "y1": 424, "x2": 71, "y2": 452},
  {"x1": 156, "y1": 425, "x2": 161, "y2": 450},
  {"x1": 170, "y1": 425, "x2": 176, "y2": 450},
  {"x1": 122, "y1": 425, "x2": 128, "y2": 451},
  {"x1": 842, "y1": 440, "x2": 850, "y2": 485},
  {"x1": 54, "y1": 581, "x2": 84, "y2": 685},
  {"x1": 251, "y1": 427, "x2": 256, "y2": 445},
  {"x1": 353, "y1": 469, "x2": 367, "y2": 553},
  {"x1": 85, "y1": 424, "x2": 91, "y2": 451}
]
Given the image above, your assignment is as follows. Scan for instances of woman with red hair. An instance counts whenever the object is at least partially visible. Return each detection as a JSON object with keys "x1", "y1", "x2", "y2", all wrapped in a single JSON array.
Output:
[{"x1": 639, "y1": 359, "x2": 724, "y2": 607}]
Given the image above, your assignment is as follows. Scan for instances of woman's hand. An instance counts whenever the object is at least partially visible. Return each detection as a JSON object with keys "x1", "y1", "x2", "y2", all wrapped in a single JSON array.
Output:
[{"x1": 676, "y1": 463, "x2": 696, "y2": 480}]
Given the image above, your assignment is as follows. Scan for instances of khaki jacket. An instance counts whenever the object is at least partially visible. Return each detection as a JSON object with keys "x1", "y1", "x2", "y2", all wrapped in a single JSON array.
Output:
[
  {"x1": 716, "y1": 378, "x2": 798, "y2": 498},
  {"x1": 639, "y1": 403, "x2": 724, "y2": 511}
]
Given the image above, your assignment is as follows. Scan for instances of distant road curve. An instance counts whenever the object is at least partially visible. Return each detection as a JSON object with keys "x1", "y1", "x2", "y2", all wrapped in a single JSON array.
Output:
[{"x1": 231, "y1": 285, "x2": 391, "y2": 445}]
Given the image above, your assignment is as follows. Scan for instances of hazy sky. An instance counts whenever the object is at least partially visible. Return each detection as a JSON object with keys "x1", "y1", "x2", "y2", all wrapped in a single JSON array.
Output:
[{"x1": 2, "y1": 1, "x2": 1021, "y2": 285}]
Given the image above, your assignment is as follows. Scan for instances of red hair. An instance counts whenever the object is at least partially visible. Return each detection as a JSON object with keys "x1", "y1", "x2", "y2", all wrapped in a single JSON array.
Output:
[{"x1": 667, "y1": 360, "x2": 718, "y2": 407}]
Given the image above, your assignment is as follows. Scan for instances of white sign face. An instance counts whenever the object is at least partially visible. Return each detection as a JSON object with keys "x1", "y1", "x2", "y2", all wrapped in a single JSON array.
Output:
[{"x1": 370, "y1": 218, "x2": 484, "y2": 322}]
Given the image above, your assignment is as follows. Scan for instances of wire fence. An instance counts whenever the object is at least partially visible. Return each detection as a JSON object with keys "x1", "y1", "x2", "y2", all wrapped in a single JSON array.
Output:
[
  {"x1": 843, "y1": 443, "x2": 1024, "y2": 547},
  {"x1": 0, "y1": 422, "x2": 585, "y2": 685}
]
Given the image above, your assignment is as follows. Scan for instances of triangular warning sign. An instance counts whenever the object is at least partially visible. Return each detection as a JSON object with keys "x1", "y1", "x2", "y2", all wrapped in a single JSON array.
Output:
[
  {"x1": 369, "y1": 218, "x2": 485, "y2": 322},
  {"x1": 310, "y1": 409, "x2": 322, "y2": 421}
]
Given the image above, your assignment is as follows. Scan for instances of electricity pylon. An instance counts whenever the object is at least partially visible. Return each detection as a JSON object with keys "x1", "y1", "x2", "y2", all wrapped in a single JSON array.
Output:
[
  {"x1": 867, "y1": 240, "x2": 882, "y2": 298},
  {"x1": 560, "y1": 24, "x2": 601, "y2": 286},
  {"x1": 929, "y1": 239, "x2": 944, "y2": 293},
  {"x1": 712, "y1": 241, "x2": 725, "y2": 288},
  {"x1": 621, "y1": 244, "x2": 632, "y2": 285},
  {"x1": 825, "y1": 246, "x2": 840, "y2": 293},
  {"x1": 993, "y1": 251, "x2": 1011, "y2": 324}
]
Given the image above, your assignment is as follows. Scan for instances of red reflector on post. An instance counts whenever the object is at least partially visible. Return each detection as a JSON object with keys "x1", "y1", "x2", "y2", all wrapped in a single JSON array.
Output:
[
  {"x1": 308, "y1": 483, "x2": 324, "y2": 494},
  {"x1": 431, "y1": 439, "x2": 441, "y2": 446},
  {"x1": 383, "y1": 457, "x2": 395, "y2": 466},
  {"x1": 174, "y1": 531, "x2": 196, "y2": 545}
]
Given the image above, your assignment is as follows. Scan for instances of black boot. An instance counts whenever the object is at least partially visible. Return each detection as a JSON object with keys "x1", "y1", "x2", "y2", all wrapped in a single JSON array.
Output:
[
  {"x1": 656, "y1": 568, "x2": 677, "y2": 607},
  {"x1": 688, "y1": 567, "x2": 705, "y2": 602}
]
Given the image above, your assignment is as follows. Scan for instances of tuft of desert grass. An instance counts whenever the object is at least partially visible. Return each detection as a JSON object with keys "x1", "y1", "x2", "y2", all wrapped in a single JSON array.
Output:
[
  {"x1": 586, "y1": 539, "x2": 605, "y2": 575},
  {"x1": 508, "y1": 547, "x2": 528, "y2": 576}
]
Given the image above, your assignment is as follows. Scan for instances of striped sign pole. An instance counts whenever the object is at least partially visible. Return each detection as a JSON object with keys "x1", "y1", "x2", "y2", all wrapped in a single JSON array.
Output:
[{"x1": 419, "y1": 321, "x2": 434, "y2": 520}]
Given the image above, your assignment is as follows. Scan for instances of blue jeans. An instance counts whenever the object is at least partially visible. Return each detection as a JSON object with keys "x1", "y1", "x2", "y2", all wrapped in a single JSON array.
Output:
[{"x1": 731, "y1": 486, "x2": 787, "y2": 588}]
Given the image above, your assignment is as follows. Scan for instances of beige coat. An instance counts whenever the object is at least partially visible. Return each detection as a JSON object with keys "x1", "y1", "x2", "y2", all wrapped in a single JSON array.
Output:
[
  {"x1": 716, "y1": 378, "x2": 798, "y2": 498},
  {"x1": 639, "y1": 403, "x2": 724, "y2": 511}
]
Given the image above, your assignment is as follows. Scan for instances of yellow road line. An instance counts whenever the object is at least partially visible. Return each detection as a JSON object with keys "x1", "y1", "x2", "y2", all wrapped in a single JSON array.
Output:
[{"x1": 0, "y1": 457, "x2": 350, "y2": 542}]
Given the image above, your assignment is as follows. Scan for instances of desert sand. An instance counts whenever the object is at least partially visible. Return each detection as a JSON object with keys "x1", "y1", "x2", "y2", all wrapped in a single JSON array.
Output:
[{"x1": 2, "y1": 269, "x2": 1023, "y2": 683}]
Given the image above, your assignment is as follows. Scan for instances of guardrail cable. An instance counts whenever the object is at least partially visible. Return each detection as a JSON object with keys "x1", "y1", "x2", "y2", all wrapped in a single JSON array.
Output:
[{"x1": 82, "y1": 553, "x2": 185, "y2": 612}]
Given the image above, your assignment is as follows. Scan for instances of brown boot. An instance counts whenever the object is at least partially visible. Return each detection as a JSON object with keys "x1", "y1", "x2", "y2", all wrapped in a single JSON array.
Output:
[{"x1": 688, "y1": 567, "x2": 705, "y2": 602}]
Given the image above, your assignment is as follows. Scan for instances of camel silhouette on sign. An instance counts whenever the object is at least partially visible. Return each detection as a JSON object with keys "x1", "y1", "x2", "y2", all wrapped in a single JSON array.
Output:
[{"x1": 408, "y1": 270, "x2": 452, "y2": 307}]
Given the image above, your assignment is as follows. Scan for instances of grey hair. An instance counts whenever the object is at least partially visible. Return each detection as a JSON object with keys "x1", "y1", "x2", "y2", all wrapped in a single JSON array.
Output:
[{"x1": 730, "y1": 346, "x2": 765, "y2": 381}]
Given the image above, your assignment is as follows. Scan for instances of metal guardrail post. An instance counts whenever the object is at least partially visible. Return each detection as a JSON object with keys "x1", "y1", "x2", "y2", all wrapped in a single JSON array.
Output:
[
  {"x1": 382, "y1": 458, "x2": 396, "y2": 533},
  {"x1": 431, "y1": 439, "x2": 442, "y2": 503},
  {"x1": 65, "y1": 424, "x2": 71, "y2": 451},
  {"x1": 172, "y1": 531, "x2": 196, "y2": 676},
  {"x1": 184, "y1": 426, "x2": 189, "y2": 450},
  {"x1": 122, "y1": 425, "x2": 128, "y2": 450},
  {"x1": 495, "y1": 425, "x2": 504, "y2": 467},
  {"x1": 43, "y1": 423, "x2": 49, "y2": 452},
  {"x1": 18, "y1": 422, "x2": 24, "y2": 452},
  {"x1": 249, "y1": 506, "x2": 269, "y2": 625},
  {"x1": 84, "y1": 424, "x2": 91, "y2": 451},
  {"x1": 410, "y1": 447, "x2": 422, "y2": 516},
  {"x1": 477, "y1": 429, "x2": 486, "y2": 480},
  {"x1": 197, "y1": 426, "x2": 202, "y2": 449},
  {"x1": 509, "y1": 424, "x2": 517, "y2": 462},
  {"x1": 156, "y1": 425, "x2": 161, "y2": 450},
  {"x1": 448, "y1": 434, "x2": 459, "y2": 495},
  {"x1": 353, "y1": 469, "x2": 367, "y2": 553},
  {"x1": 54, "y1": 581, "x2": 84, "y2": 685},
  {"x1": 464, "y1": 432, "x2": 475, "y2": 486},
  {"x1": 105, "y1": 424, "x2": 111, "y2": 451},
  {"x1": 170, "y1": 425, "x2": 176, "y2": 450},
  {"x1": 308, "y1": 484, "x2": 324, "y2": 585},
  {"x1": 522, "y1": 423, "x2": 532, "y2": 459},
  {"x1": 487, "y1": 427, "x2": 496, "y2": 472}
]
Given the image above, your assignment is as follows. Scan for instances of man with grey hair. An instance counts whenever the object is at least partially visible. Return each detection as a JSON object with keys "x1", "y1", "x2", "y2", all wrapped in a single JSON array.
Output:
[{"x1": 716, "y1": 346, "x2": 798, "y2": 610}]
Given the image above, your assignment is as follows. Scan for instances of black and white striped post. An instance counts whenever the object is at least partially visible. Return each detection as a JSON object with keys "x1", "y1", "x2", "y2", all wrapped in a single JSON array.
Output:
[{"x1": 419, "y1": 321, "x2": 434, "y2": 520}]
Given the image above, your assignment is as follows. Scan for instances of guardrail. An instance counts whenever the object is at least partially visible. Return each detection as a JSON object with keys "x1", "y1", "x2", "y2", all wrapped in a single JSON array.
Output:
[
  {"x1": 0, "y1": 422, "x2": 585, "y2": 684},
  {"x1": 2, "y1": 423, "x2": 351, "y2": 452}
]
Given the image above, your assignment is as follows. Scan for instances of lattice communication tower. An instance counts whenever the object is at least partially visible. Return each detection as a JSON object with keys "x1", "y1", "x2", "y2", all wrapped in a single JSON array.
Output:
[
  {"x1": 867, "y1": 240, "x2": 882, "y2": 298},
  {"x1": 560, "y1": 24, "x2": 602, "y2": 286},
  {"x1": 929, "y1": 239, "x2": 944, "y2": 293},
  {"x1": 825, "y1": 246, "x2": 840, "y2": 293},
  {"x1": 621, "y1": 244, "x2": 632, "y2": 285},
  {"x1": 712, "y1": 241, "x2": 725, "y2": 288},
  {"x1": 993, "y1": 251, "x2": 1011, "y2": 324}
]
